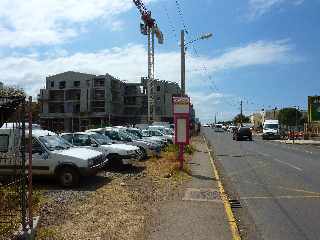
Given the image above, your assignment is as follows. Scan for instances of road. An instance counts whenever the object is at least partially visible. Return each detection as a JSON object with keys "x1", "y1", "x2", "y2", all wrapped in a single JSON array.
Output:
[{"x1": 203, "y1": 128, "x2": 320, "y2": 240}]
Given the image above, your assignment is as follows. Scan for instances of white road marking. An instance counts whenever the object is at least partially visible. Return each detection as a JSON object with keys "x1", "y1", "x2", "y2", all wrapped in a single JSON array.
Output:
[{"x1": 272, "y1": 158, "x2": 303, "y2": 172}]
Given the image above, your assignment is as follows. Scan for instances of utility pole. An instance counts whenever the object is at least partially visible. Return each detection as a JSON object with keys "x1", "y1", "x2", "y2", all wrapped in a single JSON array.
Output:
[
  {"x1": 181, "y1": 30, "x2": 185, "y2": 96},
  {"x1": 294, "y1": 106, "x2": 299, "y2": 144},
  {"x1": 147, "y1": 26, "x2": 152, "y2": 123},
  {"x1": 240, "y1": 100, "x2": 243, "y2": 127}
]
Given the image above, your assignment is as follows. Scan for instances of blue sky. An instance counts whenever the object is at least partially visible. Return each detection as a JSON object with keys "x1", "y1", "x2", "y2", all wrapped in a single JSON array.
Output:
[{"x1": 0, "y1": 0, "x2": 319, "y2": 122}]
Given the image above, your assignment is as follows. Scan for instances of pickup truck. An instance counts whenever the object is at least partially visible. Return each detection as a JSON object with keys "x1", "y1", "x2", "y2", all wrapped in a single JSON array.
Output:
[{"x1": 0, "y1": 127, "x2": 107, "y2": 187}]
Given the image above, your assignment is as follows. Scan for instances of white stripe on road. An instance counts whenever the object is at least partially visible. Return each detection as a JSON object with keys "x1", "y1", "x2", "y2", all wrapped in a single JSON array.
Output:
[{"x1": 272, "y1": 158, "x2": 303, "y2": 172}]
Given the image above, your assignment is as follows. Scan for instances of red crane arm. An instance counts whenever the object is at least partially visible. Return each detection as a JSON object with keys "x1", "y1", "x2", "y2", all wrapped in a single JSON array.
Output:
[{"x1": 133, "y1": 0, "x2": 155, "y2": 28}]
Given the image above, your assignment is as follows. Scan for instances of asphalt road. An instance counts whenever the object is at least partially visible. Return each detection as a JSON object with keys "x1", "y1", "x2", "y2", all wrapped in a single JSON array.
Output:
[{"x1": 203, "y1": 128, "x2": 320, "y2": 240}]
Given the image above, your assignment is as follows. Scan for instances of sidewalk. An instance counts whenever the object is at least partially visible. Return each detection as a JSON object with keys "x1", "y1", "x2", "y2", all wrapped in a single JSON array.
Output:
[
  {"x1": 276, "y1": 139, "x2": 320, "y2": 145},
  {"x1": 148, "y1": 137, "x2": 237, "y2": 240}
]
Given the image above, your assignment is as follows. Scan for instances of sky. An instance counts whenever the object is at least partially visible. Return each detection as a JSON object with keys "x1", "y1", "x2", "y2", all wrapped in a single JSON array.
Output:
[{"x1": 0, "y1": 0, "x2": 319, "y2": 123}]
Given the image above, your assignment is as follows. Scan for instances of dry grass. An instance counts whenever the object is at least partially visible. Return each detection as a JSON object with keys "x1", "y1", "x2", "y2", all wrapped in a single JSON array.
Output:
[{"x1": 36, "y1": 146, "x2": 194, "y2": 240}]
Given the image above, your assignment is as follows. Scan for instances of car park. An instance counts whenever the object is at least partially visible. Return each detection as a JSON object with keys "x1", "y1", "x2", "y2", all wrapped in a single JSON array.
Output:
[
  {"x1": 233, "y1": 127, "x2": 253, "y2": 141},
  {"x1": 126, "y1": 127, "x2": 163, "y2": 150},
  {"x1": 147, "y1": 126, "x2": 174, "y2": 143},
  {"x1": 104, "y1": 127, "x2": 158, "y2": 159},
  {"x1": 0, "y1": 127, "x2": 107, "y2": 187},
  {"x1": 66, "y1": 131, "x2": 141, "y2": 165},
  {"x1": 143, "y1": 129, "x2": 172, "y2": 144}
]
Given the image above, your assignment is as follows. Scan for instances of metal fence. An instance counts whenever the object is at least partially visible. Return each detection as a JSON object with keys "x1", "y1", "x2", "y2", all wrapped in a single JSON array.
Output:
[{"x1": 0, "y1": 94, "x2": 32, "y2": 239}]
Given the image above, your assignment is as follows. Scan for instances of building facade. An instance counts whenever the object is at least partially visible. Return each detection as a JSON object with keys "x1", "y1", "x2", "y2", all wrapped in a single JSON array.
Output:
[{"x1": 39, "y1": 71, "x2": 182, "y2": 132}]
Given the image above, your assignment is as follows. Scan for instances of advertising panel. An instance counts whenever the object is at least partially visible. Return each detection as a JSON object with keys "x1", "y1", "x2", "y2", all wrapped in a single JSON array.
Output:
[{"x1": 308, "y1": 96, "x2": 320, "y2": 122}]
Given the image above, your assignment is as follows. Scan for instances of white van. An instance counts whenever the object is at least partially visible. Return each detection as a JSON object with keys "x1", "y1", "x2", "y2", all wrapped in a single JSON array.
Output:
[
  {"x1": 0, "y1": 127, "x2": 107, "y2": 187},
  {"x1": 262, "y1": 120, "x2": 280, "y2": 140}
]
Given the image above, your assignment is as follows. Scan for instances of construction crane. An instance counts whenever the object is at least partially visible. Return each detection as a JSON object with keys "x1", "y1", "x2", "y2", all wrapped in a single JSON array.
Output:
[{"x1": 133, "y1": 0, "x2": 164, "y2": 123}]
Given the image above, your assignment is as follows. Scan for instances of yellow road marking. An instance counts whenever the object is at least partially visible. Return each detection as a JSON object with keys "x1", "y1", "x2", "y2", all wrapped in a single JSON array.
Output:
[{"x1": 203, "y1": 136, "x2": 241, "y2": 240}]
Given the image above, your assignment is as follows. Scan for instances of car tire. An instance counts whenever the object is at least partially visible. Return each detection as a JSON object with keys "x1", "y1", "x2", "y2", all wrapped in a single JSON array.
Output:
[{"x1": 57, "y1": 167, "x2": 79, "y2": 188}]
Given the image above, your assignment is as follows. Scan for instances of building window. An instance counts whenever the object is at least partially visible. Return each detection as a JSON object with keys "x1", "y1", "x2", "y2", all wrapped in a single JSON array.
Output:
[
  {"x1": 50, "y1": 81, "x2": 54, "y2": 88},
  {"x1": 59, "y1": 81, "x2": 66, "y2": 89},
  {"x1": 157, "y1": 86, "x2": 160, "y2": 92},
  {"x1": 74, "y1": 81, "x2": 80, "y2": 87}
]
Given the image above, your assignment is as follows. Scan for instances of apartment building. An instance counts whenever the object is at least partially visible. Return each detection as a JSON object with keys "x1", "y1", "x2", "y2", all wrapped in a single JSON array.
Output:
[{"x1": 39, "y1": 71, "x2": 183, "y2": 132}]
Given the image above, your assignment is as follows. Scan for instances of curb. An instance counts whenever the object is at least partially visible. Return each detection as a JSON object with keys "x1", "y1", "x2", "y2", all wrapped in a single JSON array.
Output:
[{"x1": 203, "y1": 136, "x2": 241, "y2": 240}]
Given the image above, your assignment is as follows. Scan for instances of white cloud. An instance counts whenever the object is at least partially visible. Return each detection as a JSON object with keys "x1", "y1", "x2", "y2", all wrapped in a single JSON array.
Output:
[
  {"x1": 0, "y1": 0, "x2": 154, "y2": 47},
  {"x1": 0, "y1": 40, "x2": 297, "y2": 120},
  {"x1": 188, "y1": 39, "x2": 298, "y2": 76},
  {"x1": 248, "y1": 0, "x2": 304, "y2": 19}
]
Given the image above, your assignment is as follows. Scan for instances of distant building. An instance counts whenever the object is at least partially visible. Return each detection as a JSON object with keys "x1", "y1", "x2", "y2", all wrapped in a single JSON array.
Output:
[{"x1": 38, "y1": 71, "x2": 183, "y2": 132}]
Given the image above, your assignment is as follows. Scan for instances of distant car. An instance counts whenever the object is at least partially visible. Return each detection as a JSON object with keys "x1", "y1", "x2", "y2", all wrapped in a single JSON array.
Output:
[
  {"x1": 214, "y1": 124, "x2": 224, "y2": 132},
  {"x1": 233, "y1": 127, "x2": 253, "y2": 141},
  {"x1": 203, "y1": 124, "x2": 210, "y2": 128}
]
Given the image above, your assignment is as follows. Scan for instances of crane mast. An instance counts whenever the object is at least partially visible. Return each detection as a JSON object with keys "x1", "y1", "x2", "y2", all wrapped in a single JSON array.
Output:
[{"x1": 133, "y1": 0, "x2": 164, "y2": 123}]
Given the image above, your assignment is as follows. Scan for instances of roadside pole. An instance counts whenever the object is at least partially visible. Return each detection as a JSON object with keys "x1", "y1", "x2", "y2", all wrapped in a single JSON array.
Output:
[
  {"x1": 240, "y1": 100, "x2": 243, "y2": 127},
  {"x1": 181, "y1": 30, "x2": 185, "y2": 96},
  {"x1": 28, "y1": 96, "x2": 33, "y2": 229}
]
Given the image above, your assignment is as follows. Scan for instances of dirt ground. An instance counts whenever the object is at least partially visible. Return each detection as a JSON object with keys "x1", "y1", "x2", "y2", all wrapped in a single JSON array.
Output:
[{"x1": 35, "y1": 150, "x2": 192, "y2": 240}]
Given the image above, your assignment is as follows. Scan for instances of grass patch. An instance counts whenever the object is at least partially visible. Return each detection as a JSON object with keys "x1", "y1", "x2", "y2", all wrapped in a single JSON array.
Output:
[{"x1": 0, "y1": 186, "x2": 46, "y2": 239}]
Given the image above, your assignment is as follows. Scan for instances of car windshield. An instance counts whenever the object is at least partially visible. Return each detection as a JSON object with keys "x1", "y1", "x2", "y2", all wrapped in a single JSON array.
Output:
[
  {"x1": 163, "y1": 128, "x2": 173, "y2": 135},
  {"x1": 127, "y1": 129, "x2": 143, "y2": 139},
  {"x1": 117, "y1": 130, "x2": 133, "y2": 141},
  {"x1": 91, "y1": 133, "x2": 112, "y2": 145},
  {"x1": 142, "y1": 131, "x2": 151, "y2": 137},
  {"x1": 124, "y1": 131, "x2": 139, "y2": 140},
  {"x1": 39, "y1": 135, "x2": 71, "y2": 151},
  {"x1": 152, "y1": 130, "x2": 164, "y2": 136},
  {"x1": 264, "y1": 124, "x2": 278, "y2": 129}
]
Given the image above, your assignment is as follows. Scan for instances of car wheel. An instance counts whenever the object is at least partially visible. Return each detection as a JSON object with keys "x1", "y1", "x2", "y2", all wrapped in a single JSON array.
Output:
[
  {"x1": 57, "y1": 167, "x2": 79, "y2": 188},
  {"x1": 107, "y1": 154, "x2": 123, "y2": 168}
]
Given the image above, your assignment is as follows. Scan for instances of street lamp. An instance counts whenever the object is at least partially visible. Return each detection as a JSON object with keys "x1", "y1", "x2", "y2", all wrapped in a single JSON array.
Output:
[{"x1": 181, "y1": 30, "x2": 213, "y2": 96}]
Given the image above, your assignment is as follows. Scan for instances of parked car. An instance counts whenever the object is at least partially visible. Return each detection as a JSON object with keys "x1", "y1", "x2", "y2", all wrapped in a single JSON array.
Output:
[
  {"x1": 104, "y1": 127, "x2": 157, "y2": 159},
  {"x1": 143, "y1": 129, "x2": 172, "y2": 144},
  {"x1": 233, "y1": 127, "x2": 253, "y2": 141},
  {"x1": 0, "y1": 127, "x2": 107, "y2": 187},
  {"x1": 61, "y1": 132, "x2": 140, "y2": 166},
  {"x1": 147, "y1": 127, "x2": 174, "y2": 143},
  {"x1": 126, "y1": 127, "x2": 164, "y2": 149}
]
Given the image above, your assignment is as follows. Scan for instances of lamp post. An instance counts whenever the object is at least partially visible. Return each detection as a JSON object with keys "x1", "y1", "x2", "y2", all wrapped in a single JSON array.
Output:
[{"x1": 180, "y1": 30, "x2": 213, "y2": 96}]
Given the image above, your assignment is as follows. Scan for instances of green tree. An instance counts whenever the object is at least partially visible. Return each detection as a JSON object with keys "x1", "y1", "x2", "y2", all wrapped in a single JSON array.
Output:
[
  {"x1": 233, "y1": 114, "x2": 250, "y2": 125},
  {"x1": 278, "y1": 108, "x2": 302, "y2": 126}
]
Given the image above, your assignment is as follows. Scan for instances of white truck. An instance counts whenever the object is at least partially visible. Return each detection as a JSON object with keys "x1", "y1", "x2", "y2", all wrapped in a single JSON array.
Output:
[
  {"x1": 0, "y1": 128, "x2": 107, "y2": 187},
  {"x1": 262, "y1": 119, "x2": 280, "y2": 140}
]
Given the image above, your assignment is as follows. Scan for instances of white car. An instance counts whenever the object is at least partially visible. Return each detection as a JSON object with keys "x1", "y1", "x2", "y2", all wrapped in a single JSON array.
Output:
[
  {"x1": 62, "y1": 132, "x2": 140, "y2": 165},
  {"x1": 0, "y1": 127, "x2": 107, "y2": 187}
]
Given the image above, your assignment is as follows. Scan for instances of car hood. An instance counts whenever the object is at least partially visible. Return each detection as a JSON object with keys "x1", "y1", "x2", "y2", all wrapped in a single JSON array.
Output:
[{"x1": 54, "y1": 147, "x2": 101, "y2": 160}]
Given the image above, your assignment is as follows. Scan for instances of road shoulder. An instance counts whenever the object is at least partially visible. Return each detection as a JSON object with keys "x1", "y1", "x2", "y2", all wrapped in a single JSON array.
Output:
[{"x1": 147, "y1": 136, "x2": 236, "y2": 240}]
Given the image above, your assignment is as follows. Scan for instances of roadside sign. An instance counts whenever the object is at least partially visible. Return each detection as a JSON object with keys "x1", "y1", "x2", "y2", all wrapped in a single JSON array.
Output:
[
  {"x1": 173, "y1": 97, "x2": 190, "y2": 169},
  {"x1": 308, "y1": 96, "x2": 320, "y2": 122},
  {"x1": 173, "y1": 97, "x2": 190, "y2": 114}
]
